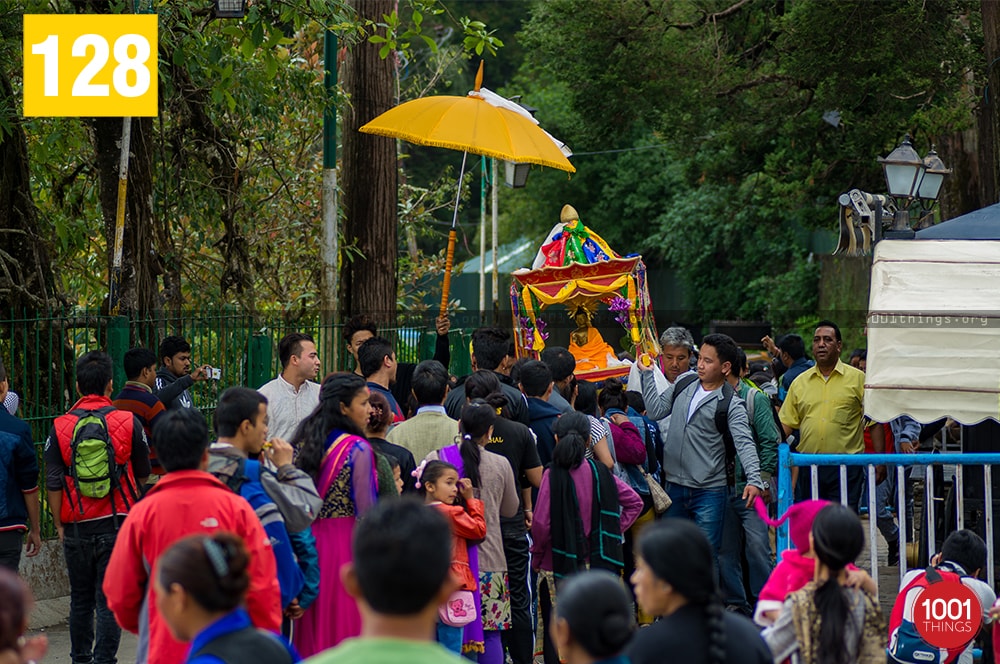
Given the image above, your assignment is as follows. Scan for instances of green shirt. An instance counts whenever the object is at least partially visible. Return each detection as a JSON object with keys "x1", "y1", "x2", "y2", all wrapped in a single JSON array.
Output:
[
  {"x1": 734, "y1": 380, "x2": 780, "y2": 491},
  {"x1": 304, "y1": 638, "x2": 464, "y2": 664}
]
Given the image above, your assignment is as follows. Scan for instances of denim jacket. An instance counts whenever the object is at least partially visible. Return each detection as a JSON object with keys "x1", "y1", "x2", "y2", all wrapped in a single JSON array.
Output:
[{"x1": 0, "y1": 410, "x2": 38, "y2": 530}]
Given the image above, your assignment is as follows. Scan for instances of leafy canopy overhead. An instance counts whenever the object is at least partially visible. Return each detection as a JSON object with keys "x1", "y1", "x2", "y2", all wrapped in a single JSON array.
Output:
[{"x1": 500, "y1": 0, "x2": 978, "y2": 328}]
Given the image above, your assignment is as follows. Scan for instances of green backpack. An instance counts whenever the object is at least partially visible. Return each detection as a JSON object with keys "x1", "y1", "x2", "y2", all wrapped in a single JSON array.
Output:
[{"x1": 67, "y1": 408, "x2": 119, "y2": 500}]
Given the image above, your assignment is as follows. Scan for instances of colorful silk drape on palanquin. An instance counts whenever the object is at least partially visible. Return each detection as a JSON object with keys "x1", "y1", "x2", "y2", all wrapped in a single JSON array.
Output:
[
  {"x1": 536, "y1": 219, "x2": 620, "y2": 268},
  {"x1": 514, "y1": 257, "x2": 640, "y2": 305}
]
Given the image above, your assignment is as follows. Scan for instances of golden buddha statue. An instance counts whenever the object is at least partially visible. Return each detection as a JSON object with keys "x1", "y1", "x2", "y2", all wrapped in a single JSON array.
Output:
[{"x1": 568, "y1": 304, "x2": 618, "y2": 372}]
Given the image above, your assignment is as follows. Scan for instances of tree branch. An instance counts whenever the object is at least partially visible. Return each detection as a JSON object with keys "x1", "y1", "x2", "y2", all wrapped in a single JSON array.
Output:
[
  {"x1": 667, "y1": 0, "x2": 752, "y2": 30},
  {"x1": 715, "y1": 74, "x2": 802, "y2": 97}
]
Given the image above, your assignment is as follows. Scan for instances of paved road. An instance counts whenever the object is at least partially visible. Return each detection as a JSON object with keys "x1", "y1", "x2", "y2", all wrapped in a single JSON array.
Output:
[{"x1": 26, "y1": 624, "x2": 138, "y2": 664}]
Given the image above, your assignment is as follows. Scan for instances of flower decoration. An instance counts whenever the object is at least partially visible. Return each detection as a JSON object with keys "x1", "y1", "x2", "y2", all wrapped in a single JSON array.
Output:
[
  {"x1": 518, "y1": 315, "x2": 549, "y2": 350},
  {"x1": 609, "y1": 295, "x2": 632, "y2": 329}
]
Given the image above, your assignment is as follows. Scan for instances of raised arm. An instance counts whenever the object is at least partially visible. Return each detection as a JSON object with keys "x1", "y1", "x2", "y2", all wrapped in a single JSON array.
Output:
[
  {"x1": 432, "y1": 316, "x2": 451, "y2": 370},
  {"x1": 451, "y1": 498, "x2": 488, "y2": 540},
  {"x1": 261, "y1": 441, "x2": 323, "y2": 532},
  {"x1": 639, "y1": 368, "x2": 676, "y2": 422},
  {"x1": 153, "y1": 374, "x2": 194, "y2": 408}
]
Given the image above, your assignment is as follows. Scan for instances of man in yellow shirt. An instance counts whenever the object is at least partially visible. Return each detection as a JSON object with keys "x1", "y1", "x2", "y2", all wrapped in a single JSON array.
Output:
[{"x1": 778, "y1": 320, "x2": 883, "y2": 510}]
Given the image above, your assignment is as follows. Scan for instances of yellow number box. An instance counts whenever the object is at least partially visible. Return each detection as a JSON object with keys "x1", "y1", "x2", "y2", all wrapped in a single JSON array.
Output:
[{"x1": 23, "y1": 14, "x2": 158, "y2": 117}]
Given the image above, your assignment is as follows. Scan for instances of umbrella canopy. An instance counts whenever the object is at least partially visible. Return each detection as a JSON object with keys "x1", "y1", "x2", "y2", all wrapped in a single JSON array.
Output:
[
  {"x1": 357, "y1": 62, "x2": 575, "y2": 318},
  {"x1": 358, "y1": 64, "x2": 575, "y2": 173}
]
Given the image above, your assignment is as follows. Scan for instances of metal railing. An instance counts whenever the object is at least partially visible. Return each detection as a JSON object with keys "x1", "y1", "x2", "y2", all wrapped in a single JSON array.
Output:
[
  {"x1": 0, "y1": 308, "x2": 473, "y2": 537},
  {"x1": 777, "y1": 445, "x2": 1000, "y2": 590}
]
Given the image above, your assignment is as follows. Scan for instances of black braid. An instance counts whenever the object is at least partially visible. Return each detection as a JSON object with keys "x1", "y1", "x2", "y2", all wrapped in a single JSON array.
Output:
[
  {"x1": 815, "y1": 577, "x2": 851, "y2": 664},
  {"x1": 704, "y1": 594, "x2": 727, "y2": 664}
]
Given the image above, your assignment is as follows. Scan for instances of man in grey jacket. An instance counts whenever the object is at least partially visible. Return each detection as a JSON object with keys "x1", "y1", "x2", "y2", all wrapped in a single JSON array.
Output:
[
  {"x1": 206, "y1": 387, "x2": 323, "y2": 625},
  {"x1": 638, "y1": 333, "x2": 763, "y2": 555}
]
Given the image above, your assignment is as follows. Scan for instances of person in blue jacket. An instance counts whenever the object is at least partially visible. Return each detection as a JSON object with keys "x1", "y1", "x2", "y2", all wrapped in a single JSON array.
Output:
[
  {"x1": 155, "y1": 531, "x2": 298, "y2": 664},
  {"x1": 206, "y1": 387, "x2": 321, "y2": 615}
]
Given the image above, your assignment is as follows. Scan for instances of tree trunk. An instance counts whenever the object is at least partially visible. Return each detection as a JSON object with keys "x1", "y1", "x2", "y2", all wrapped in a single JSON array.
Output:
[
  {"x1": 0, "y1": 68, "x2": 60, "y2": 313},
  {"x1": 978, "y1": 0, "x2": 1000, "y2": 205},
  {"x1": 92, "y1": 117, "x2": 161, "y2": 316},
  {"x1": 341, "y1": 0, "x2": 398, "y2": 325},
  {"x1": 936, "y1": 128, "x2": 982, "y2": 220}
]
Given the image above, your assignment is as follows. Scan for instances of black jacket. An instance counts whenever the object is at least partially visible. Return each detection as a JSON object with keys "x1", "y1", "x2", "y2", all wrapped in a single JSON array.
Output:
[
  {"x1": 626, "y1": 604, "x2": 771, "y2": 664},
  {"x1": 444, "y1": 371, "x2": 530, "y2": 426},
  {"x1": 154, "y1": 368, "x2": 195, "y2": 410}
]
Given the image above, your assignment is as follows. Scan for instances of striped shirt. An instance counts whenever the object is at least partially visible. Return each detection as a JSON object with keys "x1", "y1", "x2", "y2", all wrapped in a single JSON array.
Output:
[{"x1": 113, "y1": 381, "x2": 166, "y2": 470}]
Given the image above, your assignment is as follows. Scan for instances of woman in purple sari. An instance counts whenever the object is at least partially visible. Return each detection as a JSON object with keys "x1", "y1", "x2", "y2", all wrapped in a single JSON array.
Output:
[{"x1": 292, "y1": 373, "x2": 377, "y2": 657}]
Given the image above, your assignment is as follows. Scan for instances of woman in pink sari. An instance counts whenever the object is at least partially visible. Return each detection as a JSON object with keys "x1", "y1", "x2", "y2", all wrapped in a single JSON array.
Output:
[{"x1": 292, "y1": 372, "x2": 377, "y2": 656}]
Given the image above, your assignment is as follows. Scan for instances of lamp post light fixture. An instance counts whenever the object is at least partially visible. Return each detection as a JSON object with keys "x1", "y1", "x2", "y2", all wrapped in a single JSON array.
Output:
[
  {"x1": 917, "y1": 147, "x2": 951, "y2": 205},
  {"x1": 836, "y1": 135, "x2": 951, "y2": 253},
  {"x1": 503, "y1": 97, "x2": 537, "y2": 189},
  {"x1": 876, "y1": 134, "x2": 951, "y2": 239},
  {"x1": 878, "y1": 134, "x2": 925, "y2": 199},
  {"x1": 214, "y1": 0, "x2": 245, "y2": 19},
  {"x1": 504, "y1": 161, "x2": 531, "y2": 188}
]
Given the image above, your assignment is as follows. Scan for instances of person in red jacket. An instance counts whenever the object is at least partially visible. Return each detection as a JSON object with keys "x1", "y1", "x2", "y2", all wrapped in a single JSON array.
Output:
[
  {"x1": 44, "y1": 351, "x2": 150, "y2": 664},
  {"x1": 103, "y1": 408, "x2": 281, "y2": 664}
]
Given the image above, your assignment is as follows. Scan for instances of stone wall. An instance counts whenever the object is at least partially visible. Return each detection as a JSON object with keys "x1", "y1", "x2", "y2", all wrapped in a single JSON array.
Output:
[
  {"x1": 20, "y1": 538, "x2": 69, "y2": 600},
  {"x1": 19, "y1": 539, "x2": 71, "y2": 629}
]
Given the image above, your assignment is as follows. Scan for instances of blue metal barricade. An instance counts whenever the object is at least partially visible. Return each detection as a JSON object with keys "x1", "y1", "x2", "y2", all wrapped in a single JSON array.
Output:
[{"x1": 777, "y1": 446, "x2": 1000, "y2": 590}]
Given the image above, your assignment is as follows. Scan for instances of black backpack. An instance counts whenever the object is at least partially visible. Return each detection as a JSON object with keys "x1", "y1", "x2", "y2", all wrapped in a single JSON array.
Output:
[{"x1": 673, "y1": 375, "x2": 737, "y2": 486}]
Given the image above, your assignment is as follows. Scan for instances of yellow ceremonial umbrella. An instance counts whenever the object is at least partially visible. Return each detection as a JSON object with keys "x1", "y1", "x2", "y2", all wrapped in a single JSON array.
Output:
[{"x1": 360, "y1": 61, "x2": 575, "y2": 316}]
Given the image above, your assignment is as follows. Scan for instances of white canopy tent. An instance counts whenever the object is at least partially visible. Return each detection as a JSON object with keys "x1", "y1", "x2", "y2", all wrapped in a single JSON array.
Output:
[{"x1": 865, "y1": 239, "x2": 1000, "y2": 425}]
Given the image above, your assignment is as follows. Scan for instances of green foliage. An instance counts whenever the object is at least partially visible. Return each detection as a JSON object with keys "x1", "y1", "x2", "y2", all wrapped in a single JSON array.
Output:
[
  {"x1": 363, "y1": 2, "x2": 503, "y2": 61},
  {"x1": 9, "y1": 0, "x2": 501, "y2": 317},
  {"x1": 504, "y1": 0, "x2": 979, "y2": 327}
]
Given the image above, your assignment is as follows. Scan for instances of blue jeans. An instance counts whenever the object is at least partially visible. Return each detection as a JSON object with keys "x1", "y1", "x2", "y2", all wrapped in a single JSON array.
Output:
[
  {"x1": 871, "y1": 470, "x2": 899, "y2": 544},
  {"x1": 662, "y1": 483, "x2": 727, "y2": 555},
  {"x1": 0, "y1": 530, "x2": 22, "y2": 572},
  {"x1": 64, "y1": 533, "x2": 121, "y2": 664},
  {"x1": 719, "y1": 489, "x2": 773, "y2": 612}
]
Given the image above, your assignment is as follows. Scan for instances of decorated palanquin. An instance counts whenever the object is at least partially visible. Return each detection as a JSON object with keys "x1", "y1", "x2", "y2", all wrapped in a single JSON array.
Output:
[{"x1": 511, "y1": 205, "x2": 661, "y2": 381}]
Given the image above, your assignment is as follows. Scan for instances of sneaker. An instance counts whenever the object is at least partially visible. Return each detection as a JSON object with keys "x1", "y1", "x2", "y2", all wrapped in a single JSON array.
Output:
[{"x1": 887, "y1": 540, "x2": 900, "y2": 566}]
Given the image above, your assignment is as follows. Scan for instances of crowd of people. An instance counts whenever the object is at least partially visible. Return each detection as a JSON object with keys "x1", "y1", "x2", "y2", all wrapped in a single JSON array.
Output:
[{"x1": 0, "y1": 317, "x2": 997, "y2": 664}]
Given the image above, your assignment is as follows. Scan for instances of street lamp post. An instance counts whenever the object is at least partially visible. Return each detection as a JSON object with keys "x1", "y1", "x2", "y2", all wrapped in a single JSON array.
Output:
[
  {"x1": 214, "y1": 0, "x2": 245, "y2": 18},
  {"x1": 877, "y1": 134, "x2": 952, "y2": 239},
  {"x1": 836, "y1": 135, "x2": 951, "y2": 254}
]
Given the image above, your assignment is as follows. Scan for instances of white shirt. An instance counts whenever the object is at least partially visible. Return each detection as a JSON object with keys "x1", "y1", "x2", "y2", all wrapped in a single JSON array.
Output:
[
  {"x1": 258, "y1": 374, "x2": 320, "y2": 442},
  {"x1": 657, "y1": 369, "x2": 697, "y2": 440},
  {"x1": 687, "y1": 384, "x2": 714, "y2": 422}
]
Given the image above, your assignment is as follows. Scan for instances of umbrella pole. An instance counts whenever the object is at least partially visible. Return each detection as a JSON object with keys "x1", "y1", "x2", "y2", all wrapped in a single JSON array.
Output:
[{"x1": 440, "y1": 150, "x2": 469, "y2": 318}]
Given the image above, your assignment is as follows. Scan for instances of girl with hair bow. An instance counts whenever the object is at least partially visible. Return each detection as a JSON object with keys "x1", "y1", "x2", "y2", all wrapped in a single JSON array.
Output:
[
  {"x1": 423, "y1": 400, "x2": 519, "y2": 664},
  {"x1": 415, "y1": 459, "x2": 487, "y2": 653}
]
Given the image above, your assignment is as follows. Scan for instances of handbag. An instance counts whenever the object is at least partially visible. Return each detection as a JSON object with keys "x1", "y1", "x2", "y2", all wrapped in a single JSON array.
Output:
[
  {"x1": 643, "y1": 471, "x2": 671, "y2": 514},
  {"x1": 439, "y1": 589, "x2": 477, "y2": 627}
]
